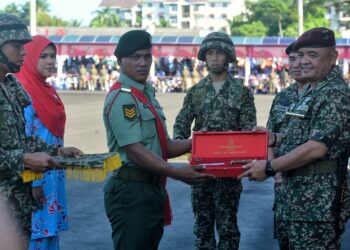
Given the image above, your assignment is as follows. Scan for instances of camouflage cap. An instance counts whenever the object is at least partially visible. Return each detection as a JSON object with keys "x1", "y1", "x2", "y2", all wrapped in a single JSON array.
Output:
[
  {"x1": 0, "y1": 13, "x2": 32, "y2": 48},
  {"x1": 198, "y1": 32, "x2": 236, "y2": 63}
]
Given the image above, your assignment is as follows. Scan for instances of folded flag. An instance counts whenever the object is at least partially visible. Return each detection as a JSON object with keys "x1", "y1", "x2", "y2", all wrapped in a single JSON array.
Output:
[{"x1": 21, "y1": 153, "x2": 122, "y2": 182}]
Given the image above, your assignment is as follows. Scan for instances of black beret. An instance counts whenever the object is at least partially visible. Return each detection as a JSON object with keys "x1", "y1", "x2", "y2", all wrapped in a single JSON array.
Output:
[
  {"x1": 114, "y1": 30, "x2": 152, "y2": 57},
  {"x1": 285, "y1": 41, "x2": 297, "y2": 55},
  {"x1": 293, "y1": 27, "x2": 335, "y2": 50}
]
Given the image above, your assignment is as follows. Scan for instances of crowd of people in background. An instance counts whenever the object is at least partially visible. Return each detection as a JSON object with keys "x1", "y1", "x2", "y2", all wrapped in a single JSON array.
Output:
[{"x1": 50, "y1": 55, "x2": 350, "y2": 94}]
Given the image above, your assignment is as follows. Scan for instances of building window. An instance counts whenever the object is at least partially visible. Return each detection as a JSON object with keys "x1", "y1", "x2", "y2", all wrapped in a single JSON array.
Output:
[
  {"x1": 170, "y1": 4, "x2": 177, "y2": 11},
  {"x1": 211, "y1": 3, "x2": 215, "y2": 7},
  {"x1": 210, "y1": 14, "x2": 215, "y2": 19},
  {"x1": 222, "y1": 14, "x2": 227, "y2": 19},
  {"x1": 160, "y1": 3, "x2": 164, "y2": 8},
  {"x1": 209, "y1": 26, "x2": 214, "y2": 31},
  {"x1": 148, "y1": 3, "x2": 152, "y2": 7},
  {"x1": 170, "y1": 16, "x2": 177, "y2": 24},
  {"x1": 182, "y1": 21, "x2": 190, "y2": 28},
  {"x1": 223, "y1": 3, "x2": 228, "y2": 8},
  {"x1": 182, "y1": 5, "x2": 190, "y2": 18}
]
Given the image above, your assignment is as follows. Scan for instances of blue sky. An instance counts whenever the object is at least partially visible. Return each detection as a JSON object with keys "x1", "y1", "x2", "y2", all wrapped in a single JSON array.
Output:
[{"x1": 0, "y1": 0, "x2": 102, "y2": 26}]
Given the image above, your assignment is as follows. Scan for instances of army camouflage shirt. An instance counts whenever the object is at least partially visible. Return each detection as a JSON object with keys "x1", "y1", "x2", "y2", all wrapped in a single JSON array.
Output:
[
  {"x1": 173, "y1": 74, "x2": 256, "y2": 139},
  {"x1": 267, "y1": 83, "x2": 300, "y2": 157},
  {"x1": 0, "y1": 75, "x2": 57, "y2": 223},
  {"x1": 278, "y1": 66, "x2": 350, "y2": 222}
]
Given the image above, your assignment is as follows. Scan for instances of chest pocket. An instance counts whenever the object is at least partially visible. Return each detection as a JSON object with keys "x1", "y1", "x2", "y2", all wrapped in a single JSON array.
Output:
[
  {"x1": 285, "y1": 116, "x2": 311, "y2": 147},
  {"x1": 140, "y1": 106, "x2": 157, "y2": 139},
  {"x1": 273, "y1": 109, "x2": 287, "y2": 129},
  {"x1": 0, "y1": 104, "x2": 20, "y2": 149}
]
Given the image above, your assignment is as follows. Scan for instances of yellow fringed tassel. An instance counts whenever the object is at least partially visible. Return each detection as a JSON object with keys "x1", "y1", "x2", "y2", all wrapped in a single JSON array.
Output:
[
  {"x1": 20, "y1": 153, "x2": 122, "y2": 183},
  {"x1": 21, "y1": 171, "x2": 44, "y2": 183},
  {"x1": 168, "y1": 152, "x2": 192, "y2": 162}
]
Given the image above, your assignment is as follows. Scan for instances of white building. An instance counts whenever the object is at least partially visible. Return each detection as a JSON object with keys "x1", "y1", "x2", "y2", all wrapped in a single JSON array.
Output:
[
  {"x1": 326, "y1": 1, "x2": 350, "y2": 37},
  {"x1": 99, "y1": 0, "x2": 246, "y2": 36}
]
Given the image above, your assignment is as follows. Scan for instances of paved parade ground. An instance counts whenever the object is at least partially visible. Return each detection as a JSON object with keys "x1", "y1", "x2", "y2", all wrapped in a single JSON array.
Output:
[{"x1": 59, "y1": 91, "x2": 350, "y2": 250}]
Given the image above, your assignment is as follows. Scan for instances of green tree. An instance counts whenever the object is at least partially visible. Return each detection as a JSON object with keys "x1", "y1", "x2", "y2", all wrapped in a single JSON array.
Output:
[
  {"x1": 90, "y1": 7, "x2": 125, "y2": 27},
  {"x1": 0, "y1": 0, "x2": 82, "y2": 27},
  {"x1": 228, "y1": 15, "x2": 268, "y2": 36},
  {"x1": 1, "y1": 3, "x2": 22, "y2": 17},
  {"x1": 228, "y1": 0, "x2": 331, "y2": 37},
  {"x1": 157, "y1": 17, "x2": 170, "y2": 28}
]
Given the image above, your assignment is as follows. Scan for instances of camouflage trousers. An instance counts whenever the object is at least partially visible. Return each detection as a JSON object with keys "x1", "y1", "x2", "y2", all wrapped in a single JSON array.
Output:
[
  {"x1": 273, "y1": 182, "x2": 289, "y2": 250},
  {"x1": 282, "y1": 221, "x2": 341, "y2": 250},
  {"x1": 191, "y1": 178, "x2": 242, "y2": 250},
  {"x1": 275, "y1": 176, "x2": 350, "y2": 250},
  {"x1": 338, "y1": 178, "x2": 350, "y2": 235},
  {"x1": 0, "y1": 177, "x2": 37, "y2": 240}
]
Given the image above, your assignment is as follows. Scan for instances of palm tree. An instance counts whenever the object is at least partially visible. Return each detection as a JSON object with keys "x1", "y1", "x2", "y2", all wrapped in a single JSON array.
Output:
[{"x1": 90, "y1": 7, "x2": 124, "y2": 27}]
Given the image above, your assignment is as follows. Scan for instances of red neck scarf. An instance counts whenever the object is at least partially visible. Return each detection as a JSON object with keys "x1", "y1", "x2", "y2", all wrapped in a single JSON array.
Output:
[{"x1": 15, "y1": 36, "x2": 66, "y2": 138}]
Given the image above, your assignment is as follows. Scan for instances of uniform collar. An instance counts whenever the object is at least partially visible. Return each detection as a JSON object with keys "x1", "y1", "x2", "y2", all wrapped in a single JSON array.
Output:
[
  {"x1": 118, "y1": 72, "x2": 146, "y2": 92},
  {"x1": 303, "y1": 66, "x2": 340, "y2": 96}
]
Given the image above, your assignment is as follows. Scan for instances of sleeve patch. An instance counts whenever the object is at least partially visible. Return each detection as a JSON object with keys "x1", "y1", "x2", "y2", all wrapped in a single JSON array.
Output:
[{"x1": 123, "y1": 104, "x2": 137, "y2": 120}]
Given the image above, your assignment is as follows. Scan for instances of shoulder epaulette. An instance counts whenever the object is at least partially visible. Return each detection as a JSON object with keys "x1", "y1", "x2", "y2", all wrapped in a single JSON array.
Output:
[{"x1": 120, "y1": 87, "x2": 131, "y2": 93}]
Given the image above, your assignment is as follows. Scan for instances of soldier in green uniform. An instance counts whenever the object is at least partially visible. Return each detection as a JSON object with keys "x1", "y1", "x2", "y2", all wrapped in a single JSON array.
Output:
[
  {"x1": 0, "y1": 14, "x2": 82, "y2": 245},
  {"x1": 103, "y1": 30, "x2": 213, "y2": 250},
  {"x1": 266, "y1": 41, "x2": 308, "y2": 250},
  {"x1": 239, "y1": 27, "x2": 350, "y2": 249},
  {"x1": 173, "y1": 32, "x2": 257, "y2": 250}
]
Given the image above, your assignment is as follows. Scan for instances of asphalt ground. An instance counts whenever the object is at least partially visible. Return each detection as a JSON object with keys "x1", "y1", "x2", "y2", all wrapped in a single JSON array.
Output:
[{"x1": 58, "y1": 91, "x2": 350, "y2": 250}]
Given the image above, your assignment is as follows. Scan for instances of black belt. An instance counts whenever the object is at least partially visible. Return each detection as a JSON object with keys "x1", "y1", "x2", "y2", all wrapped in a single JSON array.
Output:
[
  {"x1": 285, "y1": 159, "x2": 340, "y2": 177},
  {"x1": 113, "y1": 166, "x2": 161, "y2": 184}
]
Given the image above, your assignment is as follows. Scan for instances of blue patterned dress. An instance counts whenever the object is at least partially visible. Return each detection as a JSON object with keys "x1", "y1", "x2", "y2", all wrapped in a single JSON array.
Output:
[{"x1": 25, "y1": 104, "x2": 68, "y2": 250}]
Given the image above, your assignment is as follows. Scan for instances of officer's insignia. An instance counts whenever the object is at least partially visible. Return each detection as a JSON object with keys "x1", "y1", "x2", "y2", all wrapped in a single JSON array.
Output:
[
  {"x1": 322, "y1": 30, "x2": 329, "y2": 40},
  {"x1": 123, "y1": 104, "x2": 137, "y2": 120}
]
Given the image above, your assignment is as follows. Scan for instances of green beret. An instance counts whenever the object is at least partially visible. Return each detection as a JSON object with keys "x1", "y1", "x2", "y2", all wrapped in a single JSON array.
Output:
[
  {"x1": 285, "y1": 41, "x2": 296, "y2": 55},
  {"x1": 114, "y1": 30, "x2": 152, "y2": 57},
  {"x1": 293, "y1": 27, "x2": 335, "y2": 50}
]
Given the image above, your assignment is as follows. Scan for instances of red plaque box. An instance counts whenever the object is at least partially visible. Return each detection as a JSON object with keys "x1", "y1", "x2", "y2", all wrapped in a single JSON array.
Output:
[{"x1": 190, "y1": 131, "x2": 268, "y2": 177}]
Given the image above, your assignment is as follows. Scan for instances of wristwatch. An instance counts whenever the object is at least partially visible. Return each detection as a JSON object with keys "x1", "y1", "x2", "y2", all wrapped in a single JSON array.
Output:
[{"x1": 265, "y1": 160, "x2": 276, "y2": 177}]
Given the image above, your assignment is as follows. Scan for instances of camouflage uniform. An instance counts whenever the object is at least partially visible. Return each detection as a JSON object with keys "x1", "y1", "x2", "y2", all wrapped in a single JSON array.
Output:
[
  {"x1": 0, "y1": 14, "x2": 58, "y2": 238},
  {"x1": 278, "y1": 67, "x2": 350, "y2": 249},
  {"x1": 0, "y1": 75, "x2": 58, "y2": 236},
  {"x1": 266, "y1": 83, "x2": 300, "y2": 249},
  {"x1": 174, "y1": 72, "x2": 256, "y2": 249}
]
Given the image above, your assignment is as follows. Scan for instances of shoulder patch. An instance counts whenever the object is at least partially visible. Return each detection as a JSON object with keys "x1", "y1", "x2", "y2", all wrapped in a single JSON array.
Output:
[{"x1": 123, "y1": 104, "x2": 137, "y2": 120}]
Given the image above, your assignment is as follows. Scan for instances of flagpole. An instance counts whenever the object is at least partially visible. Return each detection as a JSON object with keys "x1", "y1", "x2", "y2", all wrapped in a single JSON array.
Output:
[{"x1": 30, "y1": 0, "x2": 36, "y2": 35}]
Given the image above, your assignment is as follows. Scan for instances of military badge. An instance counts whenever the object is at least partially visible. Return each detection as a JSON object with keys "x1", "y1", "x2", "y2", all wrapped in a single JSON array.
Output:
[
  {"x1": 322, "y1": 30, "x2": 329, "y2": 40},
  {"x1": 123, "y1": 104, "x2": 137, "y2": 120}
]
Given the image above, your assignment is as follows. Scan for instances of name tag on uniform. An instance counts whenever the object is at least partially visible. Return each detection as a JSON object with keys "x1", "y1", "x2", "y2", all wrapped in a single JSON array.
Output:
[{"x1": 273, "y1": 104, "x2": 289, "y2": 112}]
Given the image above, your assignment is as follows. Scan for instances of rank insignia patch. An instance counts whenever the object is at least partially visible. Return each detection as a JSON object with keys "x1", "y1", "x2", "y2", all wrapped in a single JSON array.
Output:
[{"x1": 123, "y1": 104, "x2": 137, "y2": 120}]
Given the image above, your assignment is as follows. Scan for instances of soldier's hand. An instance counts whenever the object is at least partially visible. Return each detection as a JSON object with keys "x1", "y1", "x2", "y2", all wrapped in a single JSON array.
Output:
[
  {"x1": 237, "y1": 160, "x2": 268, "y2": 182},
  {"x1": 23, "y1": 152, "x2": 60, "y2": 173},
  {"x1": 32, "y1": 186, "x2": 45, "y2": 209},
  {"x1": 58, "y1": 147, "x2": 83, "y2": 158},
  {"x1": 174, "y1": 165, "x2": 215, "y2": 185}
]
